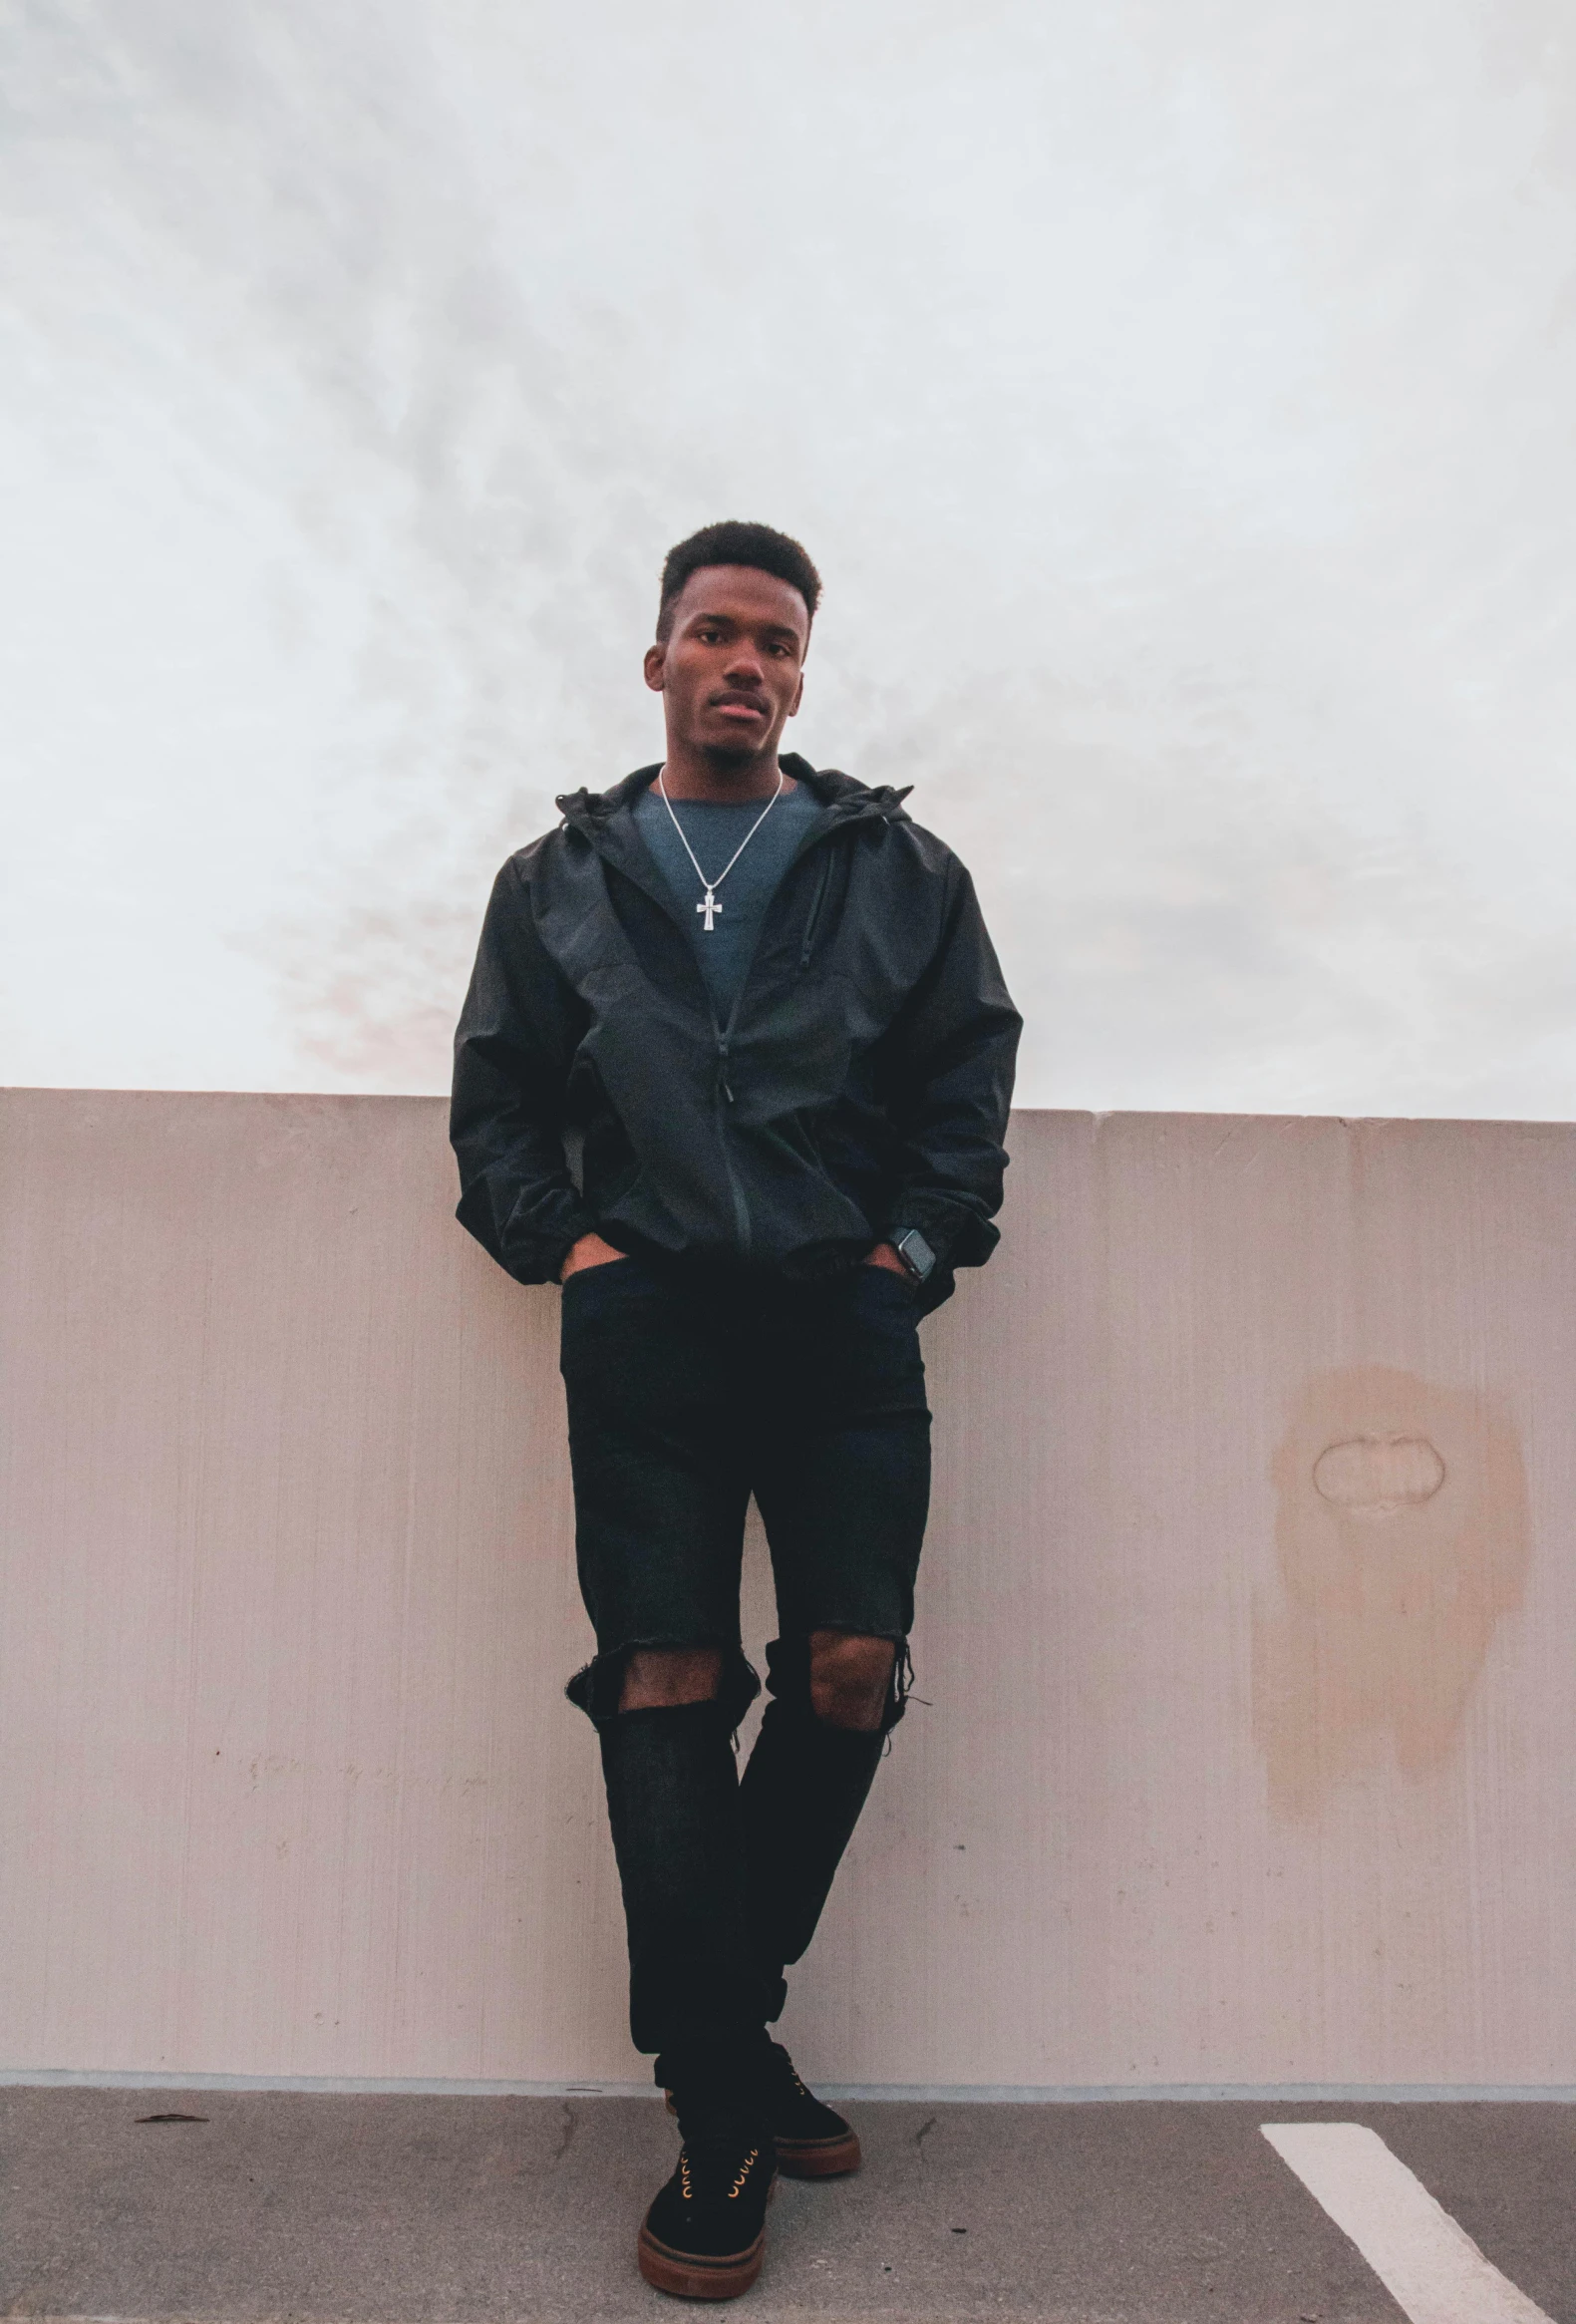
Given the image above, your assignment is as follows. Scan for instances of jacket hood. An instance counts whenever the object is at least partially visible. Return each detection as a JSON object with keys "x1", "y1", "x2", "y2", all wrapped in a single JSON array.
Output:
[{"x1": 555, "y1": 755, "x2": 913, "y2": 831}]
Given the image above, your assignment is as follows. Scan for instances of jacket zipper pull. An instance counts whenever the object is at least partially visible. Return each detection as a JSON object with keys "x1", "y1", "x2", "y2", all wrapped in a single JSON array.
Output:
[{"x1": 717, "y1": 1036, "x2": 735, "y2": 1104}]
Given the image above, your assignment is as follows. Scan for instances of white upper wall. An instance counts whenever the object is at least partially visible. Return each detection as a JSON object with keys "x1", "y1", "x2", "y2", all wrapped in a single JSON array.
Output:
[{"x1": 3, "y1": 0, "x2": 1574, "y2": 1115}]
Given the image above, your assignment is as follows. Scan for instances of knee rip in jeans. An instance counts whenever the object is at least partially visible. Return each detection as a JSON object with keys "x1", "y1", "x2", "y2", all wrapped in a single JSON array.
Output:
[
  {"x1": 565, "y1": 1643, "x2": 761, "y2": 1733},
  {"x1": 767, "y1": 1633, "x2": 914, "y2": 1736}
]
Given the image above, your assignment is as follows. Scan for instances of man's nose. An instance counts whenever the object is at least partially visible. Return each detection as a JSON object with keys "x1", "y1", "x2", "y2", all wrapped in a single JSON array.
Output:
[{"x1": 723, "y1": 644, "x2": 766, "y2": 684}]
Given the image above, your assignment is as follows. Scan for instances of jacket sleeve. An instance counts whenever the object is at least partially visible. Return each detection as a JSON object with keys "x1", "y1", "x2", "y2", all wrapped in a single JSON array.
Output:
[
  {"x1": 881, "y1": 858, "x2": 1021, "y2": 1276},
  {"x1": 451, "y1": 851, "x2": 599, "y2": 1285}
]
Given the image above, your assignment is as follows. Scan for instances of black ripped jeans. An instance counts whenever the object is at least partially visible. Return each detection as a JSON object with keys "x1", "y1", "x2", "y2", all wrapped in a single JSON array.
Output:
[{"x1": 559, "y1": 1254, "x2": 930, "y2": 2094}]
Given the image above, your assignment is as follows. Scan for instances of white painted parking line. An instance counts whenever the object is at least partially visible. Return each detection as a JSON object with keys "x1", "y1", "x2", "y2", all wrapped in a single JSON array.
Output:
[{"x1": 1262, "y1": 2123, "x2": 1554, "y2": 2324}]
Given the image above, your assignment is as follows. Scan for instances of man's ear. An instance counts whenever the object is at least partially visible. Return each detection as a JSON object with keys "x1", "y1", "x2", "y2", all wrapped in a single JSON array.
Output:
[
  {"x1": 788, "y1": 669, "x2": 805, "y2": 718},
  {"x1": 643, "y1": 641, "x2": 666, "y2": 693}
]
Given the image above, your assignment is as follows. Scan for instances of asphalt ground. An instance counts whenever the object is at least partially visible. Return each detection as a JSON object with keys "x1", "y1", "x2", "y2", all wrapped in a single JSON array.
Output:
[{"x1": 2, "y1": 2088, "x2": 1571, "y2": 2323}]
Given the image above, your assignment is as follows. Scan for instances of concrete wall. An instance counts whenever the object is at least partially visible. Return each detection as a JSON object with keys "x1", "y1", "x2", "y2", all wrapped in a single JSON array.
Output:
[{"x1": 3, "y1": 1089, "x2": 1574, "y2": 2091}]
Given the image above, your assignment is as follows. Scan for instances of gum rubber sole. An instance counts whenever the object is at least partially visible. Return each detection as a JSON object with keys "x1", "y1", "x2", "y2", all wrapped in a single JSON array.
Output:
[
  {"x1": 637, "y1": 2221, "x2": 767, "y2": 2299},
  {"x1": 775, "y1": 2128, "x2": 861, "y2": 2177},
  {"x1": 662, "y1": 2094, "x2": 861, "y2": 2178}
]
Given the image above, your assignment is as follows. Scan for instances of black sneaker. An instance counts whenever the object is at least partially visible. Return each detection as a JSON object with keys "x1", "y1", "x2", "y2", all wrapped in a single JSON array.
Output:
[
  {"x1": 638, "y1": 2128, "x2": 777, "y2": 2300},
  {"x1": 756, "y1": 2039, "x2": 861, "y2": 2177},
  {"x1": 666, "y1": 2041, "x2": 863, "y2": 2179}
]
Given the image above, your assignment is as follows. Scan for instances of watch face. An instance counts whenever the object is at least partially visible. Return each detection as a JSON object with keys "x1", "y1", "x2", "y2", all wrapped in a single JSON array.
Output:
[{"x1": 896, "y1": 1228, "x2": 936, "y2": 1281}]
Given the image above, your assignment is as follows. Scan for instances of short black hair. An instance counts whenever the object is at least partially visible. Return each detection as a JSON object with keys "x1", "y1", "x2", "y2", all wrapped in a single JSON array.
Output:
[{"x1": 657, "y1": 520, "x2": 821, "y2": 639}]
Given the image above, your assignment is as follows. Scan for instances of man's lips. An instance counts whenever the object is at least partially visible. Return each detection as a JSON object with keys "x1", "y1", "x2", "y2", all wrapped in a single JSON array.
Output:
[{"x1": 710, "y1": 694, "x2": 769, "y2": 721}]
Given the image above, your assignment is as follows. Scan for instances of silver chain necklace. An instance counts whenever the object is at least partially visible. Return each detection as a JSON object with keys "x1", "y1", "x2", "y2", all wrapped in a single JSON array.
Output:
[{"x1": 656, "y1": 764, "x2": 786, "y2": 932}]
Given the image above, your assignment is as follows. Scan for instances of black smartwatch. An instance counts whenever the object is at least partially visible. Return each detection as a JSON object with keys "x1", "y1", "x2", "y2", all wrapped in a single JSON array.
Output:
[{"x1": 891, "y1": 1226, "x2": 937, "y2": 1283}]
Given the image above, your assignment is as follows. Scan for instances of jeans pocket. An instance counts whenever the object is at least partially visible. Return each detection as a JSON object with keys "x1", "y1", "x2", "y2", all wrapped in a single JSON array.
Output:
[
  {"x1": 856, "y1": 1260, "x2": 916, "y2": 1298},
  {"x1": 561, "y1": 1253, "x2": 633, "y2": 1296},
  {"x1": 851, "y1": 1262, "x2": 920, "y2": 1333},
  {"x1": 558, "y1": 1253, "x2": 638, "y2": 1375}
]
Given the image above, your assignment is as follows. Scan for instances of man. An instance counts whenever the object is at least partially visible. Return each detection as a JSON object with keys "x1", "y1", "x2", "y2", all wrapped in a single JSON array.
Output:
[{"x1": 452, "y1": 520, "x2": 1019, "y2": 2299}]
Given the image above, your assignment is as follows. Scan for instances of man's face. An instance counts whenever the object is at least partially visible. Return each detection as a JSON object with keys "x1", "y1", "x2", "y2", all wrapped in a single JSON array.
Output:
[{"x1": 643, "y1": 565, "x2": 809, "y2": 764}]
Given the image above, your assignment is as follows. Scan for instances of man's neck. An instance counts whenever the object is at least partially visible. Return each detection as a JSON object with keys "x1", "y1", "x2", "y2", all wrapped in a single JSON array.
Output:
[{"x1": 658, "y1": 742, "x2": 796, "y2": 804}]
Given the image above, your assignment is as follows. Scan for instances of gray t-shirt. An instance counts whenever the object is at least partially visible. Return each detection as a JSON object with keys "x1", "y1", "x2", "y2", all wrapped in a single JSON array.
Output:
[{"x1": 632, "y1": 781, "x2": 824, "y2": 1020}]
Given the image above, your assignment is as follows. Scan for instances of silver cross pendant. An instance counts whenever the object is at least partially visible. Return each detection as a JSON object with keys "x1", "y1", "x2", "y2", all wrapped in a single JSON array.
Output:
[{"x1": 698, "y1": 888, "x2": 721, "y2": 932}]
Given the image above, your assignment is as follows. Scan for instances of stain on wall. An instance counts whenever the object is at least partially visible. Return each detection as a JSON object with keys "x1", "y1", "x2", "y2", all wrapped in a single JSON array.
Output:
[{"x1": 1253, "y1": 1365, "x2": 1529, "y2": 1820}]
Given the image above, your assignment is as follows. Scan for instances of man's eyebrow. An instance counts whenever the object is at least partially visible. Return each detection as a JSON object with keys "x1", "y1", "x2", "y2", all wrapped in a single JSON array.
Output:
[{"x1": 686, "y1": 609, "x2": 802, "y2": 646}]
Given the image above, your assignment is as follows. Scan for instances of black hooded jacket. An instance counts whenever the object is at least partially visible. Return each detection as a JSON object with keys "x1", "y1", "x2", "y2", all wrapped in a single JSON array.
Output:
[{"x1": 451, "y1": 757, "x2": 1021, "y2": 1311}]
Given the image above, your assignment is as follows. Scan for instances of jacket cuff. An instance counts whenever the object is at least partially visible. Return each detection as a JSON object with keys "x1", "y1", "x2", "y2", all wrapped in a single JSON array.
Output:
[
  {"x1": 884, "y1": 1191, "x2": 1000, "y2": 1275},
  {"x1": 541, "y1": 1212, "x2": 600, "y2": 1283},
  {"x1": 455, "y1": 1182, "x2": 600, "y2": 1286}
]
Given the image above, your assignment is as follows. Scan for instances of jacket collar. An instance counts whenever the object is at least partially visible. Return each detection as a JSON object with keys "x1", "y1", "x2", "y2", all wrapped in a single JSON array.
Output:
[{"x1": 554, "y1": 755, "x2": 913, "y2": 838}]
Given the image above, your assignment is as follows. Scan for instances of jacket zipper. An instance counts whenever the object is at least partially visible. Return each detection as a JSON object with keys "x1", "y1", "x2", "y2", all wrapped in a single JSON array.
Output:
[
  {"x1": 708, "y1": 821, "x2": 852, "y2": 1257},
  {"x1": 713, "y1": 1047, "x2": 752, "y2": 1253},
  {"x1": 798, "y1": 850, "x2": 834, "y2": 970},
  {"x1": 567, "y1": 797, "x2": 881, "y2": 1262}
]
